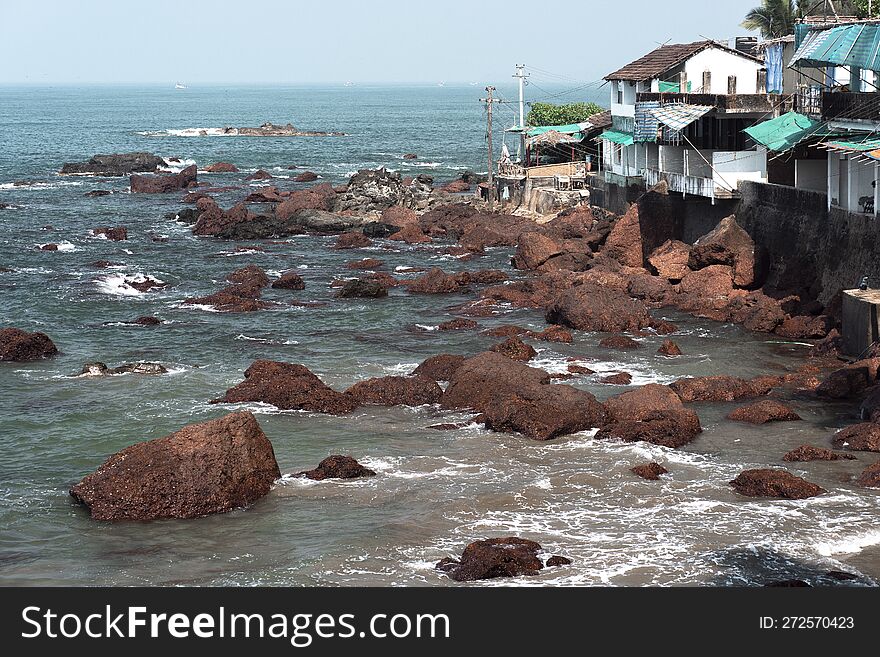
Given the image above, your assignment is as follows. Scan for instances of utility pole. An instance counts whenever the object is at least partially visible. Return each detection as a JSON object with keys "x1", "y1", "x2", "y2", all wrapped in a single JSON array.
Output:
[
  {"x1": 481, "y1": 85, "x2": 500, "y2": 212},
  {"x1": 513, "y1": 64, "x2": 529, "y2": 129}
]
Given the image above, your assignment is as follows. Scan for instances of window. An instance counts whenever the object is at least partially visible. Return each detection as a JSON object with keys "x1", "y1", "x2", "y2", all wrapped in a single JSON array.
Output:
[{"x1": 617, "y1": 82, "x2": 624, "y2": 105}]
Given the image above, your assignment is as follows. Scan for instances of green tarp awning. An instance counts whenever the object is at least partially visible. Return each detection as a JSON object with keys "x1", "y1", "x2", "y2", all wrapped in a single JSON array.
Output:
[
  {"x1": 598, "y1": 129, "x2": 634, "y2": 146},
  {"x1": 743, "y1": 111, "x2": 838, "y2": 152},
  {"x1": 791, "y1": 24, "x2": 880, "y2": 71},
  {"x1": 658, "y1": 80, "x2": 692, "y2": 93},
  {"x1": 526, "y1": 122, "x2": 591, "y2": 138},
  {"x1": 824, "y1": 135, "x2": 880, "y2": 151}
]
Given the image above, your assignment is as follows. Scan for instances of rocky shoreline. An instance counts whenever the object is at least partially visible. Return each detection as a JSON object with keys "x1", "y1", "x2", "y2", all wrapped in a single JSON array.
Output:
[{"x1": 4, "y1": 151, "x2": 879, "y2": 585}]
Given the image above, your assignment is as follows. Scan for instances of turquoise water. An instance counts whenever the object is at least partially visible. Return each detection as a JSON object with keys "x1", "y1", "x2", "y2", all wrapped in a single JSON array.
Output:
[{"x1": 0, "y1": 85, "x2": 878, "y2": 586}]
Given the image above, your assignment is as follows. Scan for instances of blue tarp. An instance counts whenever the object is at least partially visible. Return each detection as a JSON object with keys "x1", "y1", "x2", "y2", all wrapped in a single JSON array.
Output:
[{"x1": 765, "y1": 43, "x2": 784, "y2": 93}]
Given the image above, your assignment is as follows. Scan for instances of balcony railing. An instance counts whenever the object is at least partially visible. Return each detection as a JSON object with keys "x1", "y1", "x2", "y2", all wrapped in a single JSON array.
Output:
[
  {"x1": 635, "y1": 92, "x2": 776, "y2": 113},
  {"x1": 821, "y1": 92, "x2": 880, "y2": 121},
  {"x1": 644, "y1": 168, "x2": 737, "y2": 199}
]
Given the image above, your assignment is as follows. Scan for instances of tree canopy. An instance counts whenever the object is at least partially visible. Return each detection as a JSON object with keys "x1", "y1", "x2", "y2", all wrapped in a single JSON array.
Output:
[{"x1": 526, "y1": 102, "x2": 604, "y2": 127}]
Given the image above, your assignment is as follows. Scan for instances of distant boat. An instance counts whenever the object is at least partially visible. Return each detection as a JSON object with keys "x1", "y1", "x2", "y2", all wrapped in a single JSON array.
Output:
[
  {"x1": 437, "y1": 81, "x2": 446, "y2": 87},
  {"x1": 175, "y1": 82, "x2": 187, "y2": 90},
  {"x1": 469, "y1": 82, "x2": 479, "y2": 86},
  {"x1": 344, "y1": 81, "x2": 355, "y2": 87}
]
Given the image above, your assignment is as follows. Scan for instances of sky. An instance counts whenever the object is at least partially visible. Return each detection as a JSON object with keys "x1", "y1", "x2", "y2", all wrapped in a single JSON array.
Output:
[{"x1": 1, "y1": 0, "x2": 759, "y2": 85}]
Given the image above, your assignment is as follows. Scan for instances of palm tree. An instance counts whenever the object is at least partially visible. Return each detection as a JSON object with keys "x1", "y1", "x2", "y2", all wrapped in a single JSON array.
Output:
[{"x1": 741, "y1": 0, "x2": 799, "y2": 38}]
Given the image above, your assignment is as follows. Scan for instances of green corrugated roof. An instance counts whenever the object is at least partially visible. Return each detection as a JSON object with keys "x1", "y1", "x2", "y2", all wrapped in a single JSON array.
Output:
[
  {"x1": 743, "y1": 111, "x2": 838, "y2": 152},
  {"x1": 826, "y1": 135, "x2": 880, "y2": 151},
  {"x1": 598, "y1": 129, "x2": 634, "y2": 146},
  {"x1": 791, "y1": 24, "x2": 880, "y2": 71}
]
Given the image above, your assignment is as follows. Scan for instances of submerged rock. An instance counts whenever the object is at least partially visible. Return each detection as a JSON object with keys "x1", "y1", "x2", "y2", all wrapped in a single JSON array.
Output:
[
  {"x1": 205, "y1": 162, "x2": 238, "y2": 173},
  {"x1": 726, "y1": 400, "x2": 801, "y2": 424},
  {"x1": 79, "y1": 362, "x2": 167, "y2": 376},
  {"x1": 783, "y1": 445, "x2": 855, "y2": 462},
  {"x1": 631, "y1": 462, "x2": 669, "y2": 480},
  {"x1": 599, "y1": 372, "x2": 632, "y2": 385},
  {"x1": 271, "y1": 270, "x2": 306, "y2": 290},
  {"x1": 596, "y1": 409, "x2": 701, "y2": 448},
  {"x1": 335, "y1": 278, "x2": 388, "y2": 298},
  {"x1": 69, "y1": 411, "x2": 280, "y2": 521},
  {"x1": 657, "y1": 339, "x2": 682, "y2": 356},
  {"x1": 599, "y1": 335, "x2": 641, "y2": 350},
  {"x1": 438, "y1": 318, "x2": 478, "y2": 331},
  {"x1": 214, "y1": 359, "x2": 357, "y2": 415},
  {"x1": 0, "y1": 328, "x2": 58, "y2": 362},
  {"x1": 334, "y1": 231, "x2": 372, "y2": 249},
  {"x1": 406, "y1": 268, "x2": 468, "y2": 294},
  {"x1": 436, "y1": 537, "x2": 568, "y2": 582},
  {"x1": 298, "y1": 455, "x2": 375, "y2": 481},
  {"x1": 729, "y1": 469, "x2": 825, "y2": 499},
  {"x1": 345, "y1": 375, "x2": 442, "y2": 406}
]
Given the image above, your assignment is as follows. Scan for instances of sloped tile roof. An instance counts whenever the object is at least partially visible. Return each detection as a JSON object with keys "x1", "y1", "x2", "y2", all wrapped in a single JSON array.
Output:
[{"x1": 605, "y1": 40, "x2": 762, "y2": 82}]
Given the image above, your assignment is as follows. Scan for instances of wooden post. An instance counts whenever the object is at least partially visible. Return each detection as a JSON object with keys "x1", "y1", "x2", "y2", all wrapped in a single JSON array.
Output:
[
  {"x1": 702, "y1": 70, "x2": 711, "y2": 93},
  {"x1": 757, "y1": 69, "x2": 767, "y2": 94},
  {"x1": 728, "y1": 75, "x2": 737, "y2": 94},
  {"x1": 481, "y1": 86, "x2": 500, "y2": 212},
  {"x1": 679, "y1": 70, "x2": 688, "y2": 93}
]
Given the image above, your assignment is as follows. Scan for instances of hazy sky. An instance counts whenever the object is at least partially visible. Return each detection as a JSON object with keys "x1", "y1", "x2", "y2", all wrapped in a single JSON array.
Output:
[{"x1": 1, "y1": 0, "x2": 759, "y2": 84}]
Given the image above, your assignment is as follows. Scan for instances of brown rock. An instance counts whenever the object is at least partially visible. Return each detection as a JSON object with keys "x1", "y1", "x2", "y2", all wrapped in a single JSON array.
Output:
[
  {"x1": 69, "y1": 411, "x2": 280, "y2": 520},
  {"x1": 775, "y1": 315, "x2": 834, "y2": 339},
  {"x1": 482, "y1": 325, "x2": 528, "y2": 338},
  {"x1": 245, "y1": 169, "x2": 273, "y2": 181},
  {"x1": 491, "y1": 336, "x2": 537, "y2": 362},
  {"x1": 523, "y1": 326, "x2": 568, "y2": 343},
  {"x1": 670, "y1": 375, "x2": 772, "y2": 403},
  {"x1": 603, "y1": 203, "x2": 643, "y2": 268},
  {"x1": 346, "y1": 258, "x2": 384, "y2": 270},
  {"x1": 227, "y1": 264, "x2": 270, "y2": 290},
  {"x1": 0, "y1": 328, "x2": 58, "y2": 362},
  {"x1": 334, "y1": 232, "x2": 372, "y2": 249},
  {"x1": 688, "y1": 215, "x2": 756, "y2": 287},
  {"x1": 275, "y1": 184, "x2": 336, "y2": 219},
  {"x1": 546, "y1": 283, "x2": 653, "y2": 333},
  {"x1": 599, "y1": 372, "x2": 632, "y2": 385},
  {"x1": 567, "y1": 364, "x2": 594, "y2": 375},
  {"x1": 816, "y1": 366, "x2": 872, "y2": 399},
  {"x1": 214, "y1": 360, "x2": 357, "y2": 414},
  {"x1": 599, "y1": 335, "x2": 641, "y2": 350},
  {"x1": 631, "y1": 462, "x2": 669, "y2": 480},
  {"x1": 436, "y1": 537, "x2": 544, "y2": 581},
  {"x1": 381, "y1": 206, "x2": 418, "y2": 227},
  {"x1": 726, "y1": 291, "x2": 786, "y2": 333},
  {"x1": 294, "y1": 171, "x2": 319, "y2": 183},
  {"x1": 40, "y1": 243, "x2": 59, "y2": 251},
  {"x1": 657, "y1": 339, "x2": 682, "y2": 356},
  {"x1": 783, "y1": 445, "x2": 855, "y2": 462},
  {"x1": 603, "y1": 383, "x2": 685, "y2": 422},
  {"x1": 729, "y1": 468, "x2": 825, "y2": 499},
  {"x1": 440, "y1": 180, "x2": 470, "y2": 194},
  {"x1": 131, "y1": 165, "x2": 197, "y2": 193},
  {"x1": 298, "y1": 455, "x2": 375, "y2": 480},
  {"x1": 831, "y1": 423, "x2": 880, "y2": 452},
  {"x1": 596, "y1": 409, "x2": 702, "y2": 448},
  {"x1": 403, "y1": 153, "x2": 418, "y2": 160},
  {"x1": 677, "y1": 264, "x2": 734, "y2": 302},
  {"x1": 407, "y1": 268, "x2": 466, "y2": 294},
  {"x1": 412, "y1": 354, "x2": 466, "y2": 382},
  {"x1": 438, "y1": 318, "x2": 478, "y2": 331},
  {"x1": 131, "y1": 316, "x2": 161, "y2": 326},
  {"x1": 206, "y1": 162, "x2": 238, "y2": 173},
  {"x1": 335, "y1": 278, "x2": 388, "y2": 299},
  {"x1": 727, "y1": 400, "x2": 802, "y2": 424},
  {"x1": 271, "y1": 271, "x2": 306, "y2": 290},
  {"x1": 345, "y1": 375, "x2": 442, "y2": 406},
  {"x1": 512, "y1": 233, "x2": 564, "y2": 270},
  {"x1": 388, "y1": 223, "x2": 431, "y2": 244},
  {"x1": 648, "y1": 239, "x2": 691, "y2": 280},
  {"x1": 93, "y1": 226, "x2": 128, "y2": 241},
  {"x1": 860, "y1": 384, "x2": 880, "y2": 422},
  {"x1": 856, "y1": 461, "x2": 880, "y2": 488},
  {"x1": 545, "y1": 555, "x2": 572, "y2": 567}
]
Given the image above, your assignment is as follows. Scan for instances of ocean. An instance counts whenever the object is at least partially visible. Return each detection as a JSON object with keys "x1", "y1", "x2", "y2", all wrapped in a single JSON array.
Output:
[{"x1": 0, "y1": 84, "x2": 878, "y2": 586}]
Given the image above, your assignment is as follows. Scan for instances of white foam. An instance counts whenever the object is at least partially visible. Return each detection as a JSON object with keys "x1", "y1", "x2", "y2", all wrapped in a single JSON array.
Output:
[
  {"x1": 160, "y1": 157, "x2": 197, "y2": 173},
  {"x1": 1, "y1": 180, "x2": 84, "y2": 191},
  {"x1": 36, "y1": 241, "x2": 76, "y2": 252},
  {"x1": 815, "y1": 530, "x2": 880, "y2": 556},
  {"x1": 95, "y1": 273, "x2": 164, "y2": 296}
]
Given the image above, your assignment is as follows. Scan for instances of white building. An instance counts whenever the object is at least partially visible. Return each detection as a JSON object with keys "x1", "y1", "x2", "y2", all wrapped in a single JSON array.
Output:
[{"x1": 599, "y1": 40, "x2": 773, "y2": 200}]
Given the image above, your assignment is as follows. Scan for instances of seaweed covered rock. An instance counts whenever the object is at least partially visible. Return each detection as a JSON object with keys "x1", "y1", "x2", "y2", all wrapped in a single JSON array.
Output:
[
  {"x1": 729, "y1": 469, "x2": 825, "y2": 499},
  {"x1": 344, "y1": 375, "x2": 442, "y2": 406},
  {"x1": 298, "y1": 455, "x2": 376, "y2": 481}
]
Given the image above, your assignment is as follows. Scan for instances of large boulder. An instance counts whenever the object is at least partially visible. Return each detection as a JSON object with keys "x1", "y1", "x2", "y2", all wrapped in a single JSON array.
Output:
[
  {"x1": 275, "y1": 184, "x2": 336, "y2": 219},
  {"x1": 545, "y1": 283, "x2": 653, "y2": 333},
  {"x1": 856, "y1": 461, "x2": 880, "y2": 488},
  {"x1": 335, "y1": 278, "x2": 388, "y2": 298},
  {"x1": 214, "y1": 360, "x2": 357, "y2": 414},
  {"x1": 725, "y1": 292, "x2": 786, "y2": 333},
  {"x1": 688, "y1": 215, "x2": 756, "y2": 287},
  {"x1": 334, "y1": 168, "x2": 409, "y2": 213},
  {"x1": 512, "y1": 233, "x2": 564, "y2": 270},
  {"x1": 442, "y1": 352, "x2": 605, "y2": 440},
  {"x1": 831, "y1": 423, "x2": 880, "y2": 452},
  {"x1": 406, "y1": 268, "x2": 468, "y2": 294},
  {"x1": 69, "y1": 411, "x2": 280, "y2": 520},
  {"x1": 648, "y1": 240, "x2": 691, "y2": 281},
  {"x1": 861, "y1": 385, "x2": 880, "y2": 421},
  {"x1": 670, "y1": 375, "x2": 772, "y2": 403},
  {"x1": 93, "y1": 226, "x2": 128, "y2": 241},
  {"x1": 490, "y1": 336, "x2": 536, "y2": 362},
  {"x1": 595, "y1": 409, "x2": 702, "y2": 448},
  {"x1": 298, "y1": 455, "x2": 375, "y2": 481},
  {"x1": 729, "y1": 469, "x2": 825, "y2": 499},
  {"x1": 411, "y1": 354, "x2": 466, "y2": 381},
  {"x1": 726, "y1": 400, "x2": 802, "y2": 424},
  {"x1": 602, "y1": 203, "x2": 643, "y2": 267},
  {"x1": 334, "y1": 232, "x2": 372, "y2": 249},
  {"x1": 436, "y1": 537, "x2": 568, "y2": 581},
  {"x1": 131, "y1": 165, "x2": 197, "y2": 193},
  {"x1": 272, "y1": 271, "x2": 306, "y2": 290},
  {"x1": 603, "y1": 383, "x2": 684, "y2": 422},
  {"x1": 61, "y1": 153, "x2": 165, "y2": 176},
  {"x1": 675, "y1": 265, "x2": 735, "y2": 317},
  {"x1": 0, "y1": 328, "x2": 58, "y2": 362},
  {"x1": 388, "y1": 223, "x2": 431, "y2": 244},
  {"x1": 344, "y1": 375, "x2": 442, "y2": 406},
  {"x1": 816, "y1": 361, "x2": 879, "y2": 399}
]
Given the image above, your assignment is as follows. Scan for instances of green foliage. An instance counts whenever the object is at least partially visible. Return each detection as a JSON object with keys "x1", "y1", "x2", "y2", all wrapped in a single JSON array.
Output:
[
  {"x1": 852, "y1": 0, "x2": 880, "y2": 17},
  {"x1": 525, "y1": 102, "x2": 604, "y2": 127},
  {"x1": 741, "y1": 0, "x2": 798, "y2": 38}
]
